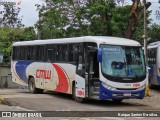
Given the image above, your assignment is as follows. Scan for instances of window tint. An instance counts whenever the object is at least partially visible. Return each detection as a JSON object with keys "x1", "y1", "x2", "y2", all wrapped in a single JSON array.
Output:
[
  {"x1": 46, "y1": 44, "x2": 55, "y2": 62},
  {"x1": 36, "y1": 45, "x2": 45, "y2": 61},
  {"x1": 56, "y1": 45, "x2": 62, "y2": 61},
  {"x1": 148, "y1": 48, "x2": 157, "y2": 64},
  {"x1": 27, "y1": 46, "x2": 35, "y2": 60},
  {"x1": 68, "y1": 44, "x2": 78, "y2": 63},
  {"x1": 62, "y1": 44, "x2": 68, "y2": 61},
  {"x1": 12, "y1": 46, "x2": 18, "y2": 60}
]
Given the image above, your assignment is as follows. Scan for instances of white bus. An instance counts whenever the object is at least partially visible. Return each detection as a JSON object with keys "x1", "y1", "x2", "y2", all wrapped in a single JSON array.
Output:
[
  {"x1": 11, "y1": 36, "x2": 146, "y2": 102},
  {"x1": 148, "y1": 41, "x2": 160, "y2": 87}
]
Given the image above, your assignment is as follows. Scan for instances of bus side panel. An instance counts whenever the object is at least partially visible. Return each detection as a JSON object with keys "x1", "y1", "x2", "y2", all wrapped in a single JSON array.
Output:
[
  {"x1": 26, "y1": 62, "x2": 76, "y2": 94},
  {"x1": 149, "y1": 64, "x2": 158, "y2": 85},
  {"x1": 11, "y1": 61, "x2": 32, "y2": 86},
  {"x1": 52, "y1": 63, "x2": 76, "y2": 94},
  {"x1": 26, "y1": 62, "x2": 45, "y2": 89},
  {"x1": 156, "y1": 46, "x2": 160, "y2": 85},
  {"x1": 75, "y1": 74, "x2": 85, "y2": 98}
]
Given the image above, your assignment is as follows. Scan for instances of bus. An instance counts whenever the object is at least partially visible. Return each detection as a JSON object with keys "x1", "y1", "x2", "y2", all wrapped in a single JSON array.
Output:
[
  {"x1": 11, "y1": 36, "x2": 146, "y2": 102},
  {"x1": 148, "y1": 41, "x2": 160, "y2": 87}
]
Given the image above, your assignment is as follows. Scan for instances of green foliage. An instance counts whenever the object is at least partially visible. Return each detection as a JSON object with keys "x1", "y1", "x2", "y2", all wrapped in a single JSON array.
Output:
[
  {"x1": 23, "y1": 27, "x2": 37, "y2": 40},
  {"x1": 0, "y1": 27, "x2": 37, "y2": 62},
  {"x1": 148, "y1": 23, "x2": 160, "y2": 44},
  {"x1": 0, "y1": 4, "x2": 24, "y2": 28},
  {"x1": 36, "y1": 0, "x2": 152, "y2": 40},
  {"x1": 0, "y1": 3, "x2": 37, "y2": 62}
]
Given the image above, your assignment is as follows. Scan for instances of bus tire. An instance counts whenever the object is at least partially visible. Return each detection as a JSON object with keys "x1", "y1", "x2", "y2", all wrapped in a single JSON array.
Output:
[
  {"x1": 28, "y1": 77, "x2": 43, "y2": 94},
  {"x1": 72, "y1": 84, "x2": 84, "y2": 103},
  {"x1": 112, "y1": 99, "x2": 123, "y2": 103}
]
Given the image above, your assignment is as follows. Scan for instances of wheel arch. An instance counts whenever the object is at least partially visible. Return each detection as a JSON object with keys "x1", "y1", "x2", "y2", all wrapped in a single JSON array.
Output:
[
  {"x1": 28, "y1": 75, "x2": 34, "y2": 84},
  {"x1": 72, "y1": 80, "x2": 75, "y2": 94}
]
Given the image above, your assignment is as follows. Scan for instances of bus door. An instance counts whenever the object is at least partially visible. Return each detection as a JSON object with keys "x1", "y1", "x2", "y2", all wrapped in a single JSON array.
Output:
[
  {"x1": 75, "y1": 44, "x2": 87, "y2": 98},
  {"x1": 86, "y1": 47, "x2": 99, "y2": 97},
  {"x1": 75, "y1": 43, "x2": 99, "y2": 98}
]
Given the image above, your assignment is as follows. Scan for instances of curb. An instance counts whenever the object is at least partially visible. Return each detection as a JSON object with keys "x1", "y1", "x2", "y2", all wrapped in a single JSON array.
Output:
[{"x1": 0, "y1": 96, "x2": 4, "y2": 104}]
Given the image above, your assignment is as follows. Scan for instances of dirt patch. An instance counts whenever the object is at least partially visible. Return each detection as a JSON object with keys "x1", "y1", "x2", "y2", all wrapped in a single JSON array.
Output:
[{"x1": 0, "y1": 97, "x2": 12, "y2": 106}]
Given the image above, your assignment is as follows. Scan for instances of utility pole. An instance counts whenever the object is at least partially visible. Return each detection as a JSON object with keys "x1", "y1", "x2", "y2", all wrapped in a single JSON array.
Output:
[{"x1": 143, "y1": 0, "x2": 150, "y2": 96}]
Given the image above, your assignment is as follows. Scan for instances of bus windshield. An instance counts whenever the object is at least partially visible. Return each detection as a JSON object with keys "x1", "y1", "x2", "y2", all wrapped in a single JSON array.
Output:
[{"x1": 101, "y1": 45, "x2": 146, "y2": 79}]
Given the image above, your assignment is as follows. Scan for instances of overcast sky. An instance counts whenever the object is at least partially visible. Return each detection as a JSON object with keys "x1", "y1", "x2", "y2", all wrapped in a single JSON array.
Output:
[
  {"x1": 16, "y1": 0, "x2": 42, "y2": 27},
  {"x1": 148, "y1": 0, "x2": 160, "y2": 24},
  {"x1": 1, "y1": 0, "x2": 160, "y2": 27}
]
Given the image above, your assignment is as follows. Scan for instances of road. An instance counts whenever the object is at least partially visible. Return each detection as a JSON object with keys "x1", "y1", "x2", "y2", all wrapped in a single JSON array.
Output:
[{"x1": 0, "y1": 88, "x2": 160, "y2": 120}]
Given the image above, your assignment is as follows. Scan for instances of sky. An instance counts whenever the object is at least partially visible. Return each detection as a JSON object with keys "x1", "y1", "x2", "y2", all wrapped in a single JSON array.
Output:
[
  {"x1": 148, "y1": 0, "x2": 160, "y2": 24},
  {"x1": 0, "y1": 0, "x2": 43, "y2": 27},
  {"x1": 15, "y1": 0, "x2": 43, "y2": 27},
  {"x1": 0, "y1": 0, "x2": 160, "y2": 27}
]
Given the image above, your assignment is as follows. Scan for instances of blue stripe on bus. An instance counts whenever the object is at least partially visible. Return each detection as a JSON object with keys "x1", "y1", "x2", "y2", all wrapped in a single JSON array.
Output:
[
  {"x1": 15, "y1": 61, "x2": 32, "y2": 83},
  {"x1": 157, "y1": 76, "x2": 160, "y2": 85},
  {"x1": 99, "y1": 81, "x2": 145, "y2": 100}
]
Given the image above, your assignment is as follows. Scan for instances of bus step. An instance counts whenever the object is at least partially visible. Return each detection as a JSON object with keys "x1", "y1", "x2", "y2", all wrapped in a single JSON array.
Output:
[
  {"x1": 94, "y1": 86, "x2": 99, "y2": 92},
  {"x1": 93, "y1": 91, "x2": 99, "y2": 95},
  {"x1": 93, "y1": 82, "x2": 100, "y2": 87},
  {"x1": 90, "y1": 95, "x2": 99, "y2": 100},
  {"x1": 92, "y1": 78, "x2": 99, "y2": 82}
]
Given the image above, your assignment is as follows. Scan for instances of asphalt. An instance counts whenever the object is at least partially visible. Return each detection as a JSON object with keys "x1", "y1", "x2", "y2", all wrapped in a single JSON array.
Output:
[{"x1": 1, "y1": 88, "x2": 160, "y2": 120}]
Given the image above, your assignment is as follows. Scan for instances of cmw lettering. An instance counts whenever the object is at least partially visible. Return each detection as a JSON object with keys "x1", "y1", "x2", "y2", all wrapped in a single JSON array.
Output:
[{"x1": 36, "y1": 69, "x2": 51, "y2": 79}]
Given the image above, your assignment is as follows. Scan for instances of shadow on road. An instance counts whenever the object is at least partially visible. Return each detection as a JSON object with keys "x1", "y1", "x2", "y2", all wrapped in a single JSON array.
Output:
[
  {"x1": 150, "y1": 85, "x2": 160, "y2": 92},
  {"x1": 44, "y1": 91, "x2": 147, "y2": 108}
]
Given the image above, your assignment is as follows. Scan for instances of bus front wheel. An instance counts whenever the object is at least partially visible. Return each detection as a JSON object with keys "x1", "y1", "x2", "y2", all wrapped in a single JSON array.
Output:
[{"x1": 28, "y1": 77, "x2": 43, "y2": 94}]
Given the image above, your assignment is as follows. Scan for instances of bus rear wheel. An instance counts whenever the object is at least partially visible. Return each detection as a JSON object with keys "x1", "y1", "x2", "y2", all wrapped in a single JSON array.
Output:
[
  {"x1": 72, "y1": 84, "x2": 84, "y2": 103},
  {"x1": 28, "y1": 77, "x2": 43, "y2": 94}
]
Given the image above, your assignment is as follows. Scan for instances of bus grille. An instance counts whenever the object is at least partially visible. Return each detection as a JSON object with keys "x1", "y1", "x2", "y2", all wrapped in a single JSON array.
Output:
[{"x1": 116, "y1": 88, "x2": 138, "y2": 91}]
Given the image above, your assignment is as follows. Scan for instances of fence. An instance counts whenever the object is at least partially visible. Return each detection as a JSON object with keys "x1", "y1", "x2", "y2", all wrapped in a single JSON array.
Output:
[
  {"x1": 0, "y1": 76, "x2": 23, "y2": 89},
  {"x1": 0, "y1": 63, "x2": 23, "y2": 89}
]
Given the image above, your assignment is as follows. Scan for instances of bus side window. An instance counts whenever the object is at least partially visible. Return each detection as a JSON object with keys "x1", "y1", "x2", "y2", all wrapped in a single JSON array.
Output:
[
  {"x1": 62, "y1": 44, "x2": 68, "y2": 62},
  {"x1": 27, "y1": 46, "x2": 35, "y2": 61},
  {"x1": 35, "y1": 46, "x2": 40, "y2": 61},
  {"x1": 35, "y1": 45, "x2": 44, "y2": 61},
  {"x1": 12, "y1": 47, "x2": 16, "y2": 60},
  {"x1": 68, "y1": 44, "x2": 77, "y2": 64},
  {"x1": 47, "y1": 49, "x2": 53, "y2": 62},
  {"x1": 40, "y1": 46, "x2": 44, "y2": 61},
  {"x1": 148, "y1": 48, "x2": 157, "y2": 64},
  {"x1": 56, "y1": 45, "x2": 62, "y2": 61}
]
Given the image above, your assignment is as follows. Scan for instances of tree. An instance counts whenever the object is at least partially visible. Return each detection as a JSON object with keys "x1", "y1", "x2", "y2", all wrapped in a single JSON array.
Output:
[
  {"x1": 35, "y1": 0, "x2": 152, "y2": 41},
  {"x1": 0, "y1": 3, "x2": 24, "y2": 28},
  {"x1": 0, "y1": 27, "x2": 37, "y2": 62},
  {"x1": 23, "y1": 27, "x2": 37, "y2": 40},
  {"x1": 148, "y1": 23, "x2": 160, "y2": 44},
  {"x1": 0, "y1": 3, "x2": 37, "y2": 62}
]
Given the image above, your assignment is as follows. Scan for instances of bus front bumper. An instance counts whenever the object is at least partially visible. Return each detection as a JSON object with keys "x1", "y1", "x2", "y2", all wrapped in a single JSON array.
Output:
[{"x1": 99, "y1": 82, "x2": 145, "y2": 100}]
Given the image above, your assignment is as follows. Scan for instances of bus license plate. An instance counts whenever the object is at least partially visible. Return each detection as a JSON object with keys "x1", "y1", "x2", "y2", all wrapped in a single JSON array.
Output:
[{"x1": 123, "y1": 93, "x2": 131, "y2": 97}]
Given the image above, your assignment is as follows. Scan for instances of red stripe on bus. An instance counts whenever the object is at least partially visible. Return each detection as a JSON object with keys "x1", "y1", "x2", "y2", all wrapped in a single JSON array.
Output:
[{"x1": 52, "y1": 64, "x2": 68, "y2": 93}]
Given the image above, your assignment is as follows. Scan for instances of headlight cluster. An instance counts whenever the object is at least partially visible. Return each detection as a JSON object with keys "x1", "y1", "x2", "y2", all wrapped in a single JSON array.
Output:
[
  {"x1": 137, "y1": 84, "x2": 146, "y2": 90},
  {"x1": 102, "y1": 82, "x2": 116, "y2": 90}
]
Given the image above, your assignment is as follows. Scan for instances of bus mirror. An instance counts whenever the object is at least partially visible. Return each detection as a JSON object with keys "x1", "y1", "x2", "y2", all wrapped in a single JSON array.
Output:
[{"x1": 98, "y1": 48, "x2": 102, "y2": 62}]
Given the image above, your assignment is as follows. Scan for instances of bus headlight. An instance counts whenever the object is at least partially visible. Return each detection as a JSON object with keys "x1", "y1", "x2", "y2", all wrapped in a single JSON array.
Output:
[
  {"x1": 137, "y1": 84, "x2": 146, "y2": 90},
  {"x1": 102, "y1": 82, "x2": 116, "y2": 90}
]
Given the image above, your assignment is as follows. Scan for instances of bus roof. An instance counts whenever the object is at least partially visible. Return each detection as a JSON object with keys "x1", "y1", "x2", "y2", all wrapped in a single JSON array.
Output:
[
  {"x1": 148, "y1": 41, "x2": 160, "y2": 49},
  {"x1": 13, "y1": 36, "x2": 141, "y2": 47}
]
